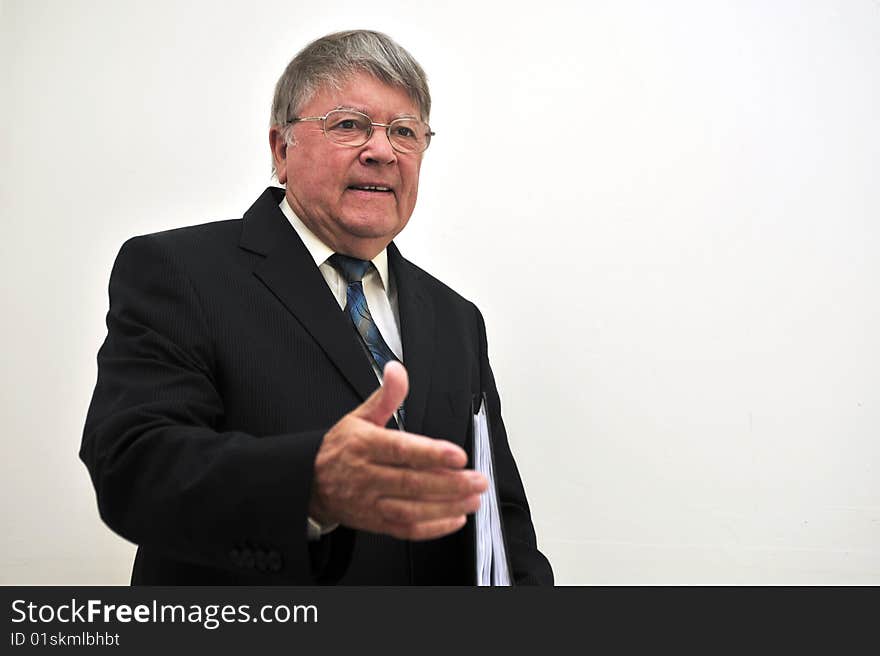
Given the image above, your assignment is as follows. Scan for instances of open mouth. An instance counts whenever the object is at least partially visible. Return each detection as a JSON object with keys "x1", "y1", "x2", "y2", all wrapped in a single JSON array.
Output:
[{"x1": 348, "y1": 185, "x2": 393, "y2": 194}]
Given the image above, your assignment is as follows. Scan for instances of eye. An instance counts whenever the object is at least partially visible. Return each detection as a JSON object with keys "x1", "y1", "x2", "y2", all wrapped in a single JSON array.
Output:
[
  {"x1": 326, "y1": 113, "x2": 369, "y2": 132},
  {"x1": 392, "y1": 125, "x2": 417, "y2": 139}
]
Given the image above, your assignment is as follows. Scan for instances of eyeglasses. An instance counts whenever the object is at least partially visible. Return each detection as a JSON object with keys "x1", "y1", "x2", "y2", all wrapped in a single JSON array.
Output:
[{"x1": 288, "y1": 109, "x2": 434, "y2": 154}]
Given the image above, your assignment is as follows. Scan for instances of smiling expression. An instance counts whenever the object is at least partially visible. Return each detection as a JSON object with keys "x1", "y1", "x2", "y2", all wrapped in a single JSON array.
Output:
[{"x1": 270, "y1": 72, "x2": 425, "y2": 259}]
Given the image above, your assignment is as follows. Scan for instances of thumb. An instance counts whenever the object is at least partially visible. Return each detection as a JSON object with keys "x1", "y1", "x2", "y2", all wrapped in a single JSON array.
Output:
[{"x1": 352, "y1": 361, "x2": 409, "y2": 426}]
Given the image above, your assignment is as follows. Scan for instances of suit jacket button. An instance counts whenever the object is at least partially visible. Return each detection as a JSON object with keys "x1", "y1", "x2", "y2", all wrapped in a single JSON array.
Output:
[{"x1": 268, "y1": 551, "x2": 282, "y2": 572}]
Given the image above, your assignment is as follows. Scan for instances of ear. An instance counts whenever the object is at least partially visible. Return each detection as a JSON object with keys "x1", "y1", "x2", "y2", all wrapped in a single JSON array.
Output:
[{"x1": 269, "y1": 126, "x2": 290, "y2": 184}]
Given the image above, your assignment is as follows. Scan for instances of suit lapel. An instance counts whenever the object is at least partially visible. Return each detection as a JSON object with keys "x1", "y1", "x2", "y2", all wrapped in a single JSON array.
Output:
[
  {"x1": 389, "y1": 243, "x2": 435, "y2": 436},
  {"x1": 240, "y1": 188, "x2": 378, "y2": 404}
]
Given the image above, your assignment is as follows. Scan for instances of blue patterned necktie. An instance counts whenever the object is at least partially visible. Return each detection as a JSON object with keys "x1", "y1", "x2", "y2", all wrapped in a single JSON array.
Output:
[{"x1": 328, "y1": 253, "x2": 405, "y2": 424}]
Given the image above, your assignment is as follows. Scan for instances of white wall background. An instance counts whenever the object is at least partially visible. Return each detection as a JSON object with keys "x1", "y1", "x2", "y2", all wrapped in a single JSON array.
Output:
[{"x1": 2, "y1": 0, "x2": 878, "y2": 584}]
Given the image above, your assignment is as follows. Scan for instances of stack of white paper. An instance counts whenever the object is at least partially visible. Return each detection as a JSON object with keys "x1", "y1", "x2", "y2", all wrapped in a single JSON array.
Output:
[{"x1": 473, "y1": 397, "x2": 511, "y2": 586}]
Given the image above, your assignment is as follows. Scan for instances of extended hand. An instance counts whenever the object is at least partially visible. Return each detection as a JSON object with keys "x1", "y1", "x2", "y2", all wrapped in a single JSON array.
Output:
[{"x1": 309, "y1": 362, "x2": 487, "y2": 540}]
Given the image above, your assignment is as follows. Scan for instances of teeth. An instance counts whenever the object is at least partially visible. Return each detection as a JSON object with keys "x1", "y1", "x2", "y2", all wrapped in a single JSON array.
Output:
[{"x1": 353, "y1": 185, "x2": 391, "y2": 191}]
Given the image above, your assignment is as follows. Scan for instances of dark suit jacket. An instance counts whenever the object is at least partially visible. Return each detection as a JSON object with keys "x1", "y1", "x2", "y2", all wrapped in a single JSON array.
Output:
[{"x1": 81, "y1": 187, "x2": 553, "y2": 585}]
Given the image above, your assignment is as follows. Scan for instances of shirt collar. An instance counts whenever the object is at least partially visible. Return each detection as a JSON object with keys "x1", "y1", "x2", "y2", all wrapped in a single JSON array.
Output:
[{"x1": 279, "y1": 196, "x2": 390, "y2": 290}]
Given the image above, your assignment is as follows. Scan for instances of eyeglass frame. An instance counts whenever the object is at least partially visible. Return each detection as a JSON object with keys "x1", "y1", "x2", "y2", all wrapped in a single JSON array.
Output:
[{"x1": 287, "y1": 108, "x2": 435, "y2": 154}]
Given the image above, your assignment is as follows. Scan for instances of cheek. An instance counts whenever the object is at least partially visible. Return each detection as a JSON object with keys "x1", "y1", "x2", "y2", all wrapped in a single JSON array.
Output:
[
  {"x1": 290, "y1": 164, "x2": 334, "y2": 205},
  {"x1": 403, "y1": 164, "x2": 422, "y2": 203}
]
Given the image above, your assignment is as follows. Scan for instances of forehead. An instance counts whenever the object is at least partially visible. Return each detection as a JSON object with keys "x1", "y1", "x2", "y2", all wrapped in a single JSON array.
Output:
[{"x1": 302, "y1": 72, "x2": 420, "y2": 119}]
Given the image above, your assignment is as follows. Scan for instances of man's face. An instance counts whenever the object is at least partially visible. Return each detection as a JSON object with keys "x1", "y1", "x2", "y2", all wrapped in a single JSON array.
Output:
[{"x1": 271, "y1": 72, "x2": 424, "y2": 259}]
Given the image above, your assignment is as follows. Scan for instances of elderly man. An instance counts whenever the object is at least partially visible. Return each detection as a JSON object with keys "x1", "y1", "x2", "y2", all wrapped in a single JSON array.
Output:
[{"x1": 81, "y1": 30, "x2": 553, "y2": 585}]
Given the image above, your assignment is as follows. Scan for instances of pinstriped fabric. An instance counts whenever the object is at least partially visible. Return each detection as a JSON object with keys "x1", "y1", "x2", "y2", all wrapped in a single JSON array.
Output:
[
  {"x1": 82, "y1": 188, "x2": 553, "y2": 585},
  {"x1": 329, "y1": 254, "x2": 405, "y2": 424}
]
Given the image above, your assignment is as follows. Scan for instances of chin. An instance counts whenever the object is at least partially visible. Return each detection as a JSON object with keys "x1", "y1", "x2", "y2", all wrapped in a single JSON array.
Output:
[{"x1": 340, "y1": 215, "x2": 405, "y2": 240}]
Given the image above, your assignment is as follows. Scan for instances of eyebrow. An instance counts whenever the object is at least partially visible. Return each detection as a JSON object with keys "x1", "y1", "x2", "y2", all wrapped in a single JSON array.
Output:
[{"x1": 334, "y1": 105, "x2": 420, "y2": 121}]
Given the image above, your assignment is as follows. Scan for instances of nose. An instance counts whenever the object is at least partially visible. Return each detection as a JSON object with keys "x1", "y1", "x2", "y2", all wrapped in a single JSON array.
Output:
[{"x1": 358, "y1": 126, "x2": 397, "y2": 166}]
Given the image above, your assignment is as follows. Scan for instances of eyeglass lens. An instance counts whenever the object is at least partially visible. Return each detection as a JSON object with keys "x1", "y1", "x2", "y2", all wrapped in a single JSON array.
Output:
[{"x1": 324, "y1": 110, "x2": 430, "y2": 153}]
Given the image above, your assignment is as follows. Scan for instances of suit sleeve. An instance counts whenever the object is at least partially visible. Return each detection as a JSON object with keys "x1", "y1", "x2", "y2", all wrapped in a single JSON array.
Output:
[
  {"x1": 80, "y1": 235, "x2": 351, "y2": 583},
  {"x1": 475, "y1": 307, "x2": 554, "y2": 585}
]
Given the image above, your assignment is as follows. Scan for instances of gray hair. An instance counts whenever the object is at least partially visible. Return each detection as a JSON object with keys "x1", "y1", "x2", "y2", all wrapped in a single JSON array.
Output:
[{"x1": 271, "y1": 30, "x2": 431, "y2": 152}]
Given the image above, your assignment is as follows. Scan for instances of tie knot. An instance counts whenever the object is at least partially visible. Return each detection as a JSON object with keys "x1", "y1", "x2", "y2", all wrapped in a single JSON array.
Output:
[{"x1": 329, "y1": 253, "x2": 372, "y2": 283}]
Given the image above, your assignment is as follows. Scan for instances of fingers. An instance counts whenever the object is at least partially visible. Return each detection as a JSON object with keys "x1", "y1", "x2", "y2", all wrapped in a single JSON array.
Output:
[
  {"x1": 312, "y1": 375, "x2": 487, "y2": 541},
  {"x1": 376, "y1": 494, "x2": 482, "y2": 525},
  {"x1": 371, "y1": 464, "x2": 487, "y2": 499},
  {"x1": 367, "y1": 428, "x2": 468, "y2": 469},
  {"x1": 381, "y1": 515, "x2": 469, "y2": 542},
  {"x1": 352, "y1": 361, "x2": 409, "y2": 427}
]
